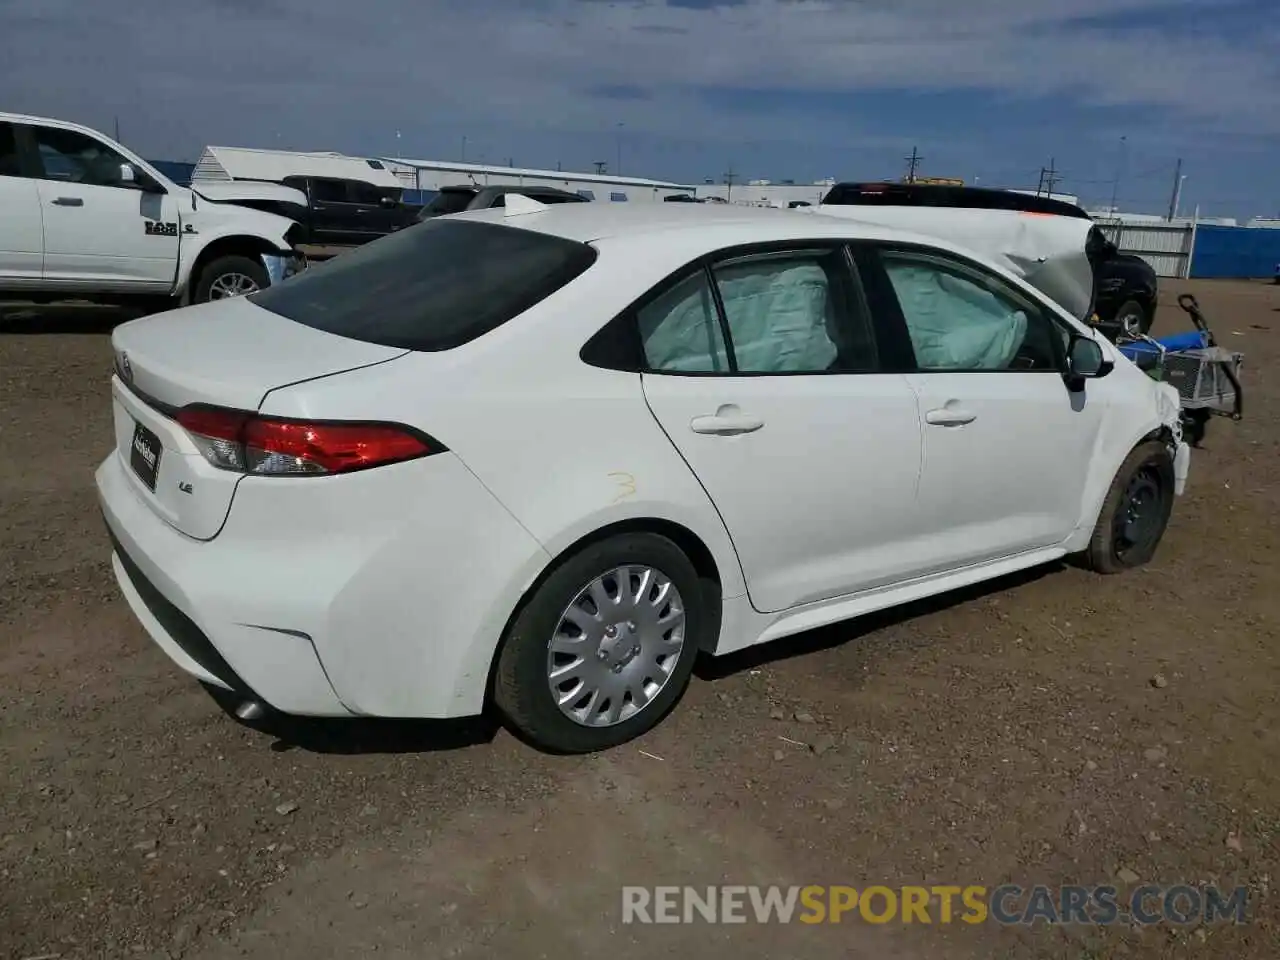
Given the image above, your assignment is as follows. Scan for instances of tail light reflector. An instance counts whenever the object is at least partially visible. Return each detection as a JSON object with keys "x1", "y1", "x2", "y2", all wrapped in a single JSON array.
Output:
[{"x1": 176, "y1": 405, "x2": 440, "y2": 476}]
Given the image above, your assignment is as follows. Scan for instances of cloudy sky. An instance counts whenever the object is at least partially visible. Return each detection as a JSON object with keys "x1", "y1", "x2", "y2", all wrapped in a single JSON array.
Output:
[{"x1": 3, "y1": 0, "x2": 1277, "y2": 218}]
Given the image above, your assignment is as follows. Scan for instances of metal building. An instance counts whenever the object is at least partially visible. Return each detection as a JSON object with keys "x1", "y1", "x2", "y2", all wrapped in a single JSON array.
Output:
[{"x1": 381, "y1": 157, "x2": 696, "y2": 204}]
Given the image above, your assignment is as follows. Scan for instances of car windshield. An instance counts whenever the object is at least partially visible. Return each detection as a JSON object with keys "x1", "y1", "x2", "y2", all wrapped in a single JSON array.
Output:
[
  {"x1": 422, "y1": 190, "x2": 477, "y2": 215},
  {"x1": 248, "y1": 219, "x2": 598, "y2": 351}
]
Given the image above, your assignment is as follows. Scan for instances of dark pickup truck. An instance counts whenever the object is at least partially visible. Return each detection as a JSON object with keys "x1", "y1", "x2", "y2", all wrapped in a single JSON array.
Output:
[
  {"x1": 229, "y1": 174, "x2": 422, "y2": 247},
  {"x1": 819, "y1": 182, "x2": 1159, "y2": 337},
  {"x1": 417, "y1": 184, "x2": 588, "y2": 220}
]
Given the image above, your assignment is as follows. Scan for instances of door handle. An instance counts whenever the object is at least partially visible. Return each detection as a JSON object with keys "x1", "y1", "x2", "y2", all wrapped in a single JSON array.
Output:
[
  {"x1": 925, "y1": 407, "x2": 977, "y2": 426},
  {"x1": 689, "y1": 411, "x2": 765, "y2": 436},
  {"x1": 51, "y1": 197, "x2": 84, "y2": 206}
]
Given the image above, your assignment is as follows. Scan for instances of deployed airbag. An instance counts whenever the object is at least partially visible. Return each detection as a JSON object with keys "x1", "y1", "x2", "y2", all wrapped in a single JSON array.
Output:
[
  {"x1": 884, "y1": 261, "x2": 1027, "y2": 369},
  {"x1": 714, "y1": 260, "x2": 837, "y2": 372}
]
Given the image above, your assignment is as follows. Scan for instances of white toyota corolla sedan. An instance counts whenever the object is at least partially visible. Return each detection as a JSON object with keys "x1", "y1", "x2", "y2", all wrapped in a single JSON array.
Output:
[{"x1": 97, "y1": 200, "x2": 1190, "y2": 753}]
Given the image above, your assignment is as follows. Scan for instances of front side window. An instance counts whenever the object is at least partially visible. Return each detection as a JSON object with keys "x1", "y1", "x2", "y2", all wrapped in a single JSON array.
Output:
[
  {"x1": 31, "y1": 126, "x2": 131, "y2": 187},
  {"x1": 610, "y1": 192, "x2": 628, "y2": 202},
  {"x1": 577, "y1": 189, "x2": 595, "y2": 201},
  {"x1": 876, "y1": 249, "x2": 1063, "y2": 372}
]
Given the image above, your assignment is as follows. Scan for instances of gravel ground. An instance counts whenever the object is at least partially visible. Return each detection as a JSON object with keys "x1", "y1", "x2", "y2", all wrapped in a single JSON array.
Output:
[{"x1": 2, "y1": 280, "x2": 1278, "y2": 960}]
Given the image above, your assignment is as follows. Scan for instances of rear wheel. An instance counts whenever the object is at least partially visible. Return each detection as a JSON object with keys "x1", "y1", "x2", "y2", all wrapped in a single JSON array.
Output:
[
  {"x1": 494, "y1": 533, "x2": 705, "y2": 753},
  {"x1": 1083, "y1": 440, "x2": 1175, "y2": 574},
  {"x1": 1115, "y1": 299, "x2": 1151, "y2": 338},
  {"x1": 193, "y1": 255, "x2": 269, "y2": 303}
]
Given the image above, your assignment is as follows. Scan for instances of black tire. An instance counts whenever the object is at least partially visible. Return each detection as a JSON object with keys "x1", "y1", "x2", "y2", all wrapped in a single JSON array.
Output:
[
  {"x1": 1114, "y1": 299, "x2": 1152, "y2": 337},
  {"x1": 192, "y1": 255, "x2": 269, "y2": 304},
  {"x1": 1083, "y1": 440, "x2": 1175, "y2": 574},
  {"x1": 494, "y1": 532, "x2": 706, "y2": 754}
]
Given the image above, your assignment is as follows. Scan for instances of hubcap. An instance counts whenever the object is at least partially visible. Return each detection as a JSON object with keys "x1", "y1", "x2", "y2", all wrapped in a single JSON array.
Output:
[
  {"x1": 546, "y1": 565, "x2": 686, "y2": 728},
  {"x1": 208, "y1": 272, "x2": 260, "y2": 300},
  {"x1": 1114, "y1": 468, "x2": 1162, "y2": 556}
]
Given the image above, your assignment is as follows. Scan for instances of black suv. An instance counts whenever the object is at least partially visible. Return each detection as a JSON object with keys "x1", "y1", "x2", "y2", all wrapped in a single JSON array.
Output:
[
  {"x1": 819, "y1": 182, "x2": 1159, "y2": 337},
  {"x1": 417, "y1": 184, "x2": 587, "y2": 220}
]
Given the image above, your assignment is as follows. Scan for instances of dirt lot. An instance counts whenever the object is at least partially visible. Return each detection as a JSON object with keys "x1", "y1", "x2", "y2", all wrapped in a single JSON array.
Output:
[{"x1": 2, "y1": 281, "x2": 1278, "y2": 960}]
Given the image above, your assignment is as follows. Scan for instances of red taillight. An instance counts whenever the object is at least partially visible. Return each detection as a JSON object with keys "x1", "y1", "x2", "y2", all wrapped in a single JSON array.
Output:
[{"x1": 176, "y1": 405, "x2": 438, "y2": 476}]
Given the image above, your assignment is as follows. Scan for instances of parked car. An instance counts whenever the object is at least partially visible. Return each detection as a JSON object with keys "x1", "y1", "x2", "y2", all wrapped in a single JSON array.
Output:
[
  {"x1": 417, "y1": 184, "x2": 587, "y2": 220},
  {"x1": 0, "y1": 112, "x2": 306, "y2": 308},
  {"x1": 279, "y1": 176, "x2": 422, "y2": 246},
  {"x1": 98, "y1": 201, "x2": 1188, "y2": 754},
  {"x1": 818, "y1": 182, "x2": 1159, "y2": 338}
]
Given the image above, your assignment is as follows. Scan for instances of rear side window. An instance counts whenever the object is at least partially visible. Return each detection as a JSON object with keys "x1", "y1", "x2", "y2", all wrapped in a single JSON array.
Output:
[{"x1": 249, "y1": 220, "x2": 598, "y2": 351}]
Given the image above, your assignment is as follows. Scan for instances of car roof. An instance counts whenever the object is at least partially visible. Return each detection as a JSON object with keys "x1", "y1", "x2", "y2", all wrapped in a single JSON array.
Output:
[
  {"x1": 823, "y1": 181, "x2": 1092, "y2": 219},
  {"x1": 446, "y1": 201, "x2": 967, "y2": 253},
  {"x1": 0, "y1": 111, "x2": 101, "y2": 135}
]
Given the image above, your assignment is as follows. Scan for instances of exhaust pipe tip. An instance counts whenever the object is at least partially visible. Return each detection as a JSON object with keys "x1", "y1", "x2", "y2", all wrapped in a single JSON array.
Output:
[{"x1": 234, "y1": 699, "x2": 267, "y2": 722}]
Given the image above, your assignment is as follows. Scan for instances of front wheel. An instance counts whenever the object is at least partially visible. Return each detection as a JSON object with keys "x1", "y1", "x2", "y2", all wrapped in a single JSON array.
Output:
[
  {"x1": 494, "y1": 532, "x2": 706, "y2": 753},
  {"x1": 193, "y1": 255, "x2": 269, "y2": 303},
  {"x1": 1082, "y1": 440, "x2": 1175, "y2": 574},
  {"x1": 1115, "y1": 299, "x2": 1152, "y2": 338}
]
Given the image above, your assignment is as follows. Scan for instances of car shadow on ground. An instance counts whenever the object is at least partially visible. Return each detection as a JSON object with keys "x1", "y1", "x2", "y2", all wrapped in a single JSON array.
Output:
[
  {"x1": 696, "y1": 561, "x2": 1066, "y2": 681},
  {"x1": 207, "y1": 563, "x2": 1069, "y2": 756},
  {"x1": 202, "y1": 684, "x2": 503, "y2": 756},
  {"x1": 0, "y1": 305, "x2": 144, "y2": 334}
]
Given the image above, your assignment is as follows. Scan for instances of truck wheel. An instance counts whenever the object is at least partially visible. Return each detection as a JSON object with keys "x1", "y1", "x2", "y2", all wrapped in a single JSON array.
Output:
[
  {"x1": 1115, "y1": 300, "x2": 1151, "y2": 337},
  {"x1": 194, "y1": 256, "x2": 269, "y2": 303},
  {"x1": 1082, "y1": 440, "x2": 1175, "y2": 574}
]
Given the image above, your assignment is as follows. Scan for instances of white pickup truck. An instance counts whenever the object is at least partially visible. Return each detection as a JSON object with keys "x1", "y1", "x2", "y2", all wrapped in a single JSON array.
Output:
[{"x1": 0, "y1": 112, "x2": 307, "y2": 309}]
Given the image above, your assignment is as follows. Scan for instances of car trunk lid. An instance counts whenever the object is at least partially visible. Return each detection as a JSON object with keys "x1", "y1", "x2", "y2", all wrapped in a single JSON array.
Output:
[{"x1": 109, "y1": 296, "x2": 408, "y2": 540}]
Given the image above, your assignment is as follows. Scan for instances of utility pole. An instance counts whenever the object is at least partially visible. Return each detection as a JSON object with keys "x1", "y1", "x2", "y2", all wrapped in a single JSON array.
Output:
[
  {"x1": 1109, "y1": 135, "x2": 1127, "y2": 217},
  {"x1": 1036, "y1": 167, "x2": 1046, "y2": 196},
  {"x1": 1166, "y1": 158, "x2": 1183, "y2": 221},
  {"x1": 1044, "y1": 157, "x2": 1059, "y2": 197},
  {"x1": 114, "y1": 116, "x2": 120, "y2": 141},
  {"x1": 723, "y1": 165, "x2": 738, "y2": 202},
  {"x1": 904, "y1": 146, "x2": 922, "y2": 183}
]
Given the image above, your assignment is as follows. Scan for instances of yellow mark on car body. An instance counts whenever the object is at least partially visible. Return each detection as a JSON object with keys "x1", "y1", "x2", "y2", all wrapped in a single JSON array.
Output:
[{"x1": 608, "y1": 471, "x2": 637, "y2": 503}]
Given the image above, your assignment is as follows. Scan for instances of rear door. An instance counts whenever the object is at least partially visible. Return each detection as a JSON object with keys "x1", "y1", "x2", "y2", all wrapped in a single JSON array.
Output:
[
  {"x1": 346, "y1": 180, "x2": 398, "y2": 236},
  {"x1": 637, "y1": 242, "x2": 926, "y2": 614},
  {"x1": 852, "y1": 241, "x2": 1105, "y2": 573},
  {"x1": 0, "y1": 121, "x2": 43, "y2": 280}
]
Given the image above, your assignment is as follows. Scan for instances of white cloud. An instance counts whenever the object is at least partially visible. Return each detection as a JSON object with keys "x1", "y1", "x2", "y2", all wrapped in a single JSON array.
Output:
[{"x1": 1, "y1": 0, "x2": 1276, "y2": 154}]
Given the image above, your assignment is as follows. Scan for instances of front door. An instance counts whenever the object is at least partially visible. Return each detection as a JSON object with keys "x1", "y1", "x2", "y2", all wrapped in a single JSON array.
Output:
[
  {"x1": 0, "y1": 122, "x2": 43, "y2": 280},
  {"x1": 855, "y1": 243, "x2": 1105, "y2": 573},
  {"x1": 637, "y1": 244, "x2": 925, "y2": 614},
  {"x1": 25, "y1": 124, "x2": 179, "y2": 288}
]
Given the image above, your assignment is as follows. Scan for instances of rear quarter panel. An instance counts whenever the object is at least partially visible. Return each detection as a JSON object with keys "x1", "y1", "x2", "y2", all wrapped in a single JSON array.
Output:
[{"x1": 256, "y1": 251, "x2": 751, "y2": 603}]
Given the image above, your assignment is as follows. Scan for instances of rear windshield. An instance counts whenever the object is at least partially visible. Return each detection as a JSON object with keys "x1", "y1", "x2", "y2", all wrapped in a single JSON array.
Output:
[
  {"x1": 248, "y1": 219, "x2": 598, "y2": 351},
  {"x1": 422, "y1": 189, "x2": 477, "y2": 215}
]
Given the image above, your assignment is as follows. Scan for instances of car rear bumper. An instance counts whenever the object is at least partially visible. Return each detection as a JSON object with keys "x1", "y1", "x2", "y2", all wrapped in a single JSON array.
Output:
[{"x1": 96, "y1": 448, "x2": 553, "y2": 719}]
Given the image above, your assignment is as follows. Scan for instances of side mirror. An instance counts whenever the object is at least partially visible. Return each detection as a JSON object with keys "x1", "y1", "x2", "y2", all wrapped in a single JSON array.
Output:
[
  {"x1": 1065, "y1": 335, "x2": 1113, "y2": 391},
  {"x1": 119, "y1": 162, "x2": 138, "y2": 184},
  {"x1": 379, "y1": 196, "x2": 397, "y2": 209}
]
